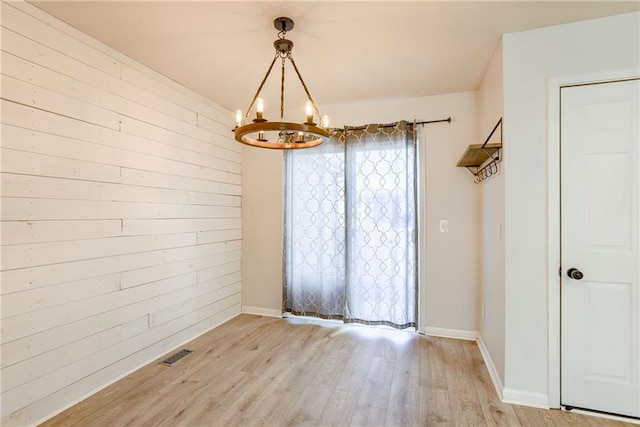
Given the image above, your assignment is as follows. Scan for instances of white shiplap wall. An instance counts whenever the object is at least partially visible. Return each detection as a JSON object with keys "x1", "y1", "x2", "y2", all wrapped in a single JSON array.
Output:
[{"x1": 0, "y1": 1, "x2": 242, "y2": 425}]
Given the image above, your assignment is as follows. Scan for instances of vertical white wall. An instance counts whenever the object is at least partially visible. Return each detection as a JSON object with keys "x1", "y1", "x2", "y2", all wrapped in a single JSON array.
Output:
[
  {"x1": 240, "y1": 147, "x2": 284, "y2": 316},
  {"x1": 502, "y1": 12, "x2": 640, "y2": 405},
  {"x1": 0, "y1": 2, "x2": 241, "y2": 424},
  {"x1": 476, "y1": 42, "x2": 505, "y2": 393},
  {"x1": 242, "y1": 92, "x2": 481, "y2": 334}
]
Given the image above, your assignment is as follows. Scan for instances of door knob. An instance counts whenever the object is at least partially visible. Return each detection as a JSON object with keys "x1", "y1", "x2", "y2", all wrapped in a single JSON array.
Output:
[{"x1": 567, "y1": 268, "x2": 584, "y2": 280}]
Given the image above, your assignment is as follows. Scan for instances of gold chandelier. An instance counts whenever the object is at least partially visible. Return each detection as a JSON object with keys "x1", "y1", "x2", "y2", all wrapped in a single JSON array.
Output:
[{"x1": 233, "y1": 17, "x2": 329, "y2": 149}]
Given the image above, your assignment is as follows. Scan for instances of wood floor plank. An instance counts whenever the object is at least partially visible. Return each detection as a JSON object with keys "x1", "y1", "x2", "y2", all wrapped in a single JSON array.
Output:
[
  {"x1": 464, "y1": 341, "x2": 520, "y2": 426},
  {"x1": 419, "y1": 386, "x2": 454, "y2": 426},
  {"x1": 420, "y1": 336, "x2": 448, "y2": 390},
  {"x1": 388, "y1": 340, "x2": 421, "y2": 410},
  {"x1": 39, "y1": 314, "x2": 636, "y2": 427}
]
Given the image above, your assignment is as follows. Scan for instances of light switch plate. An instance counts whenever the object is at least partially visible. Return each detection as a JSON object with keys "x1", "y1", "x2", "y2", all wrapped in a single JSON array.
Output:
[{"x1": 439, "y1": 220, "x2": 449, "y2": 233}]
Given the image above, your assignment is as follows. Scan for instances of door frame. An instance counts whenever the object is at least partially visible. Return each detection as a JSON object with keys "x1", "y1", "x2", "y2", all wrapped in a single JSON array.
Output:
[{"x1": 547, "y1": 67, "x2": 640, "y2": 409}]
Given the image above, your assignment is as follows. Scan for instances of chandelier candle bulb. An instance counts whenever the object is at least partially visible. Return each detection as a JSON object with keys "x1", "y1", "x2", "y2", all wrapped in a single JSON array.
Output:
[
  {"x1": 235, "y1": 110, "x2": 242, "y2": 127},
  {"x1": 322, "y1": 115, "x2": 329, "y2": 128},
  {"x1": 258, "y1": 131, "x2": 265, "y2": 141},
  {"x1": 305, "y1": 101, "x2": 313, "y2": 124},
  {"x1": 256, "y1": 98, "x2": 264, "y2": 121}
]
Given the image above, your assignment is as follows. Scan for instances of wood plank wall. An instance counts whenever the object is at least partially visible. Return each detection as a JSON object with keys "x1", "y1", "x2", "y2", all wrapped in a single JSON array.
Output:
[{"x1": 0, "y1": 1, "x2": 242, "y2": 424}]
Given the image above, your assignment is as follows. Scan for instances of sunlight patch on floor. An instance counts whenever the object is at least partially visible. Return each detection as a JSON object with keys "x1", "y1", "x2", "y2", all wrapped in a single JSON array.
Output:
[
  {"x1": 283, "y1": 314, "x2": 415, "y2": 346},
  {"x1": 335, "y1": 323, "x2": 415, "y2": 346}
]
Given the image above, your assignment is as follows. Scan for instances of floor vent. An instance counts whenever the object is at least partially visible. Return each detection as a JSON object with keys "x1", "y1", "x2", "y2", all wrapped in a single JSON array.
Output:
[{"x1": 161, "y1": 349, "x2": 193, "y2": 366}]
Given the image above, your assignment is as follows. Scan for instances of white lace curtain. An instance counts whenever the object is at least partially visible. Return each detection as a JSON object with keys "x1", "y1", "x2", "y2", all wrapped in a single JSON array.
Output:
[{"x1": 283, "y1": 121, "x2": 417, "y2": 329}]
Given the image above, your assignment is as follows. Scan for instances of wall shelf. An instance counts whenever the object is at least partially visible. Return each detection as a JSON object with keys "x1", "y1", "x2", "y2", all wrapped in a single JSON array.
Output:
[
  {"x1": 457, "y1": 118, "x2": 502, "y2": 183},
  {"x1": 456, "y1": 143, "x2": 502, "y2": 168}
]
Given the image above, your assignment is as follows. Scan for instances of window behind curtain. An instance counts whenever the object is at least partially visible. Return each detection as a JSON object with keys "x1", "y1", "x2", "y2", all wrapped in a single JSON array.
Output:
[{"x1": 284, "y1": 121, "x2": 417, "y2": 329}]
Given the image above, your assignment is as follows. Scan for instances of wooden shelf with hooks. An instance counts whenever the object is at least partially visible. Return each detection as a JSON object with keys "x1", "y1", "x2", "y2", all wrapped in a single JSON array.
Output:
[
  {"x1": 456, "y1": 143, "x2": 501, "y2": 168},
  {"x1": 457, "y1": 118, "x2": 502, "y2": 183}
]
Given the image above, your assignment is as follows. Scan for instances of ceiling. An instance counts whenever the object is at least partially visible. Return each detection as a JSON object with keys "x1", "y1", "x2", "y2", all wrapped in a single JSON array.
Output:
[{"x1": 30, "y1": 1, "x2": 640, "y2": 115}]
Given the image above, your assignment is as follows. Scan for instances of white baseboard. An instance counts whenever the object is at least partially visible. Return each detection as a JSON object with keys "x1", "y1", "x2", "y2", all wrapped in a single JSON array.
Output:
[
  {"x1": 476, "y1": 335, "x2": 504, "y2": 400},
  {"x1": 423, "y1": 326, "x2": 478, "y2": 341},
  {"x1": 241, "y1": 305, "x2": 283, "y2": 318},
  {"x1": 502, "y1": 388, "x2": 550, "y2": 409},
  {"x1": 416, "y1": 327, "x2": 551, "y2": 411}
]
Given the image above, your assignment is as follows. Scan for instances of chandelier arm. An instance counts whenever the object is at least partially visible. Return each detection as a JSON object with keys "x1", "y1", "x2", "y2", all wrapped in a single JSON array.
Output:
[
  {"x1": 244, "y1": 53, "x2": 279, "y2": 118},
  {"x1": 280, "y1": 58, "x2": 285, "y2": 121},
  {"x1": 289, "y1": 55, "x2": 322, "y2": 118}
]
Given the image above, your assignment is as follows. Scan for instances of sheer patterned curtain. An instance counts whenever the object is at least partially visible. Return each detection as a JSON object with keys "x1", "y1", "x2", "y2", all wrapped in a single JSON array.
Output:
[
  {"x1": 283, "y1": 121, "x2": 417, "y2": 329},
  {"x1": 283, "y1": 132, "x2": 346, "y2": 320}
]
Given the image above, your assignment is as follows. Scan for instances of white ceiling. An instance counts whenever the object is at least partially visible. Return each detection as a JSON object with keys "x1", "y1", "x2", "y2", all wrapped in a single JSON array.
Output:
[{"x1": 30, "y1": 1, "x2": 640, "y2": 114}]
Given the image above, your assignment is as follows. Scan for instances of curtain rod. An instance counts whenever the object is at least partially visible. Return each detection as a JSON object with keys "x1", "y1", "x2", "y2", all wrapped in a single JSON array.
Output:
[
  {"x1": 338, "y1": 117, "x2": 451, "y2": 131},
  {"x1": 416, "y1": 117, "x2": 452, "y2": 126}
]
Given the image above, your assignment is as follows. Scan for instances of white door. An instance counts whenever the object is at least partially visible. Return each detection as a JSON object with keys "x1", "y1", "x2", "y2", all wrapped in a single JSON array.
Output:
[{"x1": 561, "y1": 78, "x2": 640, "y2": 418}]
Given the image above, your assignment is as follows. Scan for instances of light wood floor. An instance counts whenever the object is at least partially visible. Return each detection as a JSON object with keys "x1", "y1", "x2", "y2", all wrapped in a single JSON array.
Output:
[{"x1": 42, "y1": 314, "x2": 633, "y2": 426}]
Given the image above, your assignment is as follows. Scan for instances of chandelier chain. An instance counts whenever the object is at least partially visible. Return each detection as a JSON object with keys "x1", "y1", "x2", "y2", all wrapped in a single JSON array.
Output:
[
  {"x1": 244, "y1": 53, "x2": 279, "y2": 120},
  {"x1": 276, "y1": 28, "x2": 289, "y2": 59},
  {"x1": 289, "y1": 56, "x2": 321, "y2": 118},
  {"x1": 280, "y1": 58, "x2": 286, "y2": 121}
]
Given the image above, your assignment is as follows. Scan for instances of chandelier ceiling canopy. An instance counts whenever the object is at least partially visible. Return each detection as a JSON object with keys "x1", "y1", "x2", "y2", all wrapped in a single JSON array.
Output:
[{"x1": 233, "y1": 17, "x2": 329, "y2": 149}]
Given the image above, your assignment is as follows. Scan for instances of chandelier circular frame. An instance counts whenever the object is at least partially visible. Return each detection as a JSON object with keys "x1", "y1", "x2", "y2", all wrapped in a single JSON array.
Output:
[{"x1": 235, "y1": 121, "x2": 329, "y2": 149}]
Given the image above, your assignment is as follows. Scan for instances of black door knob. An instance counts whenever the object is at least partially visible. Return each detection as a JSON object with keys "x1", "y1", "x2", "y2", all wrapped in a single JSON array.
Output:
[{"x1": 567, "y1": 268, "x2": 584, "y2": 280}]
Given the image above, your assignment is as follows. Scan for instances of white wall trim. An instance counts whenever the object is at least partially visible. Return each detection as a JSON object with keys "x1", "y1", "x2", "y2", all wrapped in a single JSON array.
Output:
[
  {"x1": 477, "y1": 335, "x2": 504, "y2": 400},
  {"x1": 242, "y1": 305, "x2": 283, "y2": 318},
  {"x1": 423, "y1": 326, "x2": 478, "y2": 341},
  {"x1": 546, "y1": 66, "x2": 640, "y2": 410},
  {"x1": 547, "y1": 74, "x2": 562, "y2": 410},
  {"x1": 502, "y1": 389, "x2": 550, "y2": 409}
]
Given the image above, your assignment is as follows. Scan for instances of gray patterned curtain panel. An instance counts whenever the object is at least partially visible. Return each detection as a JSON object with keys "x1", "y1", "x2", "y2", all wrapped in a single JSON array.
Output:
[{"x1": 283, "y1": 121, "x2": 417, "y2": 329}]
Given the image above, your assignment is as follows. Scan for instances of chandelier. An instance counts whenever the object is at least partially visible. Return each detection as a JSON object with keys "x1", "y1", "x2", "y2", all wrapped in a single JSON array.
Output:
[{"x1": 233, "y1": 17, "x2": 329, "y2": 149}]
